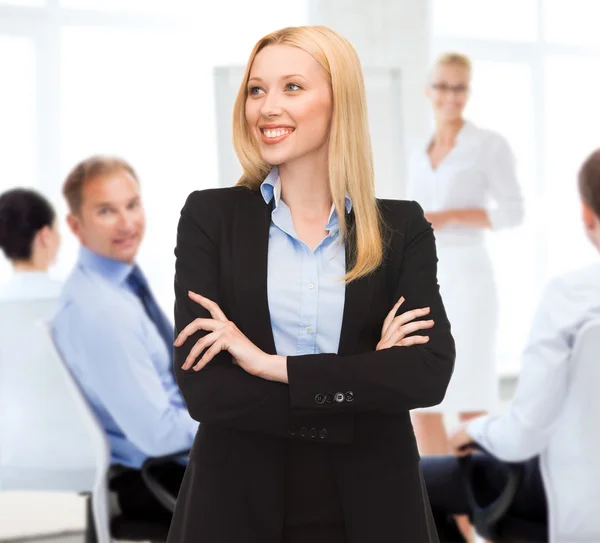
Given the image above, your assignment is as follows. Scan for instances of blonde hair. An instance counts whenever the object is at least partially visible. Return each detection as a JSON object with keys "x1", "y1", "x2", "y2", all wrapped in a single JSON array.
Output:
[
  {"x1": 431, "y1": 51, "x2": 472, "y2": 79},
  {"x1": 232, "y1": 25, "x2": 383, "y2": 283}
]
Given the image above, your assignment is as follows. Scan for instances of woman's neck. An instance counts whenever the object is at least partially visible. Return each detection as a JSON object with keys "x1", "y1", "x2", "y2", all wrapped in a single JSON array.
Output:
[
  {"x1": 13, "y1": 260, "x2": 48, "y2": 273},
  {"x1": 433, "y1": 118, "x2": 465, "y2": 147},
  {"x1": 278, "y1": 159, "x2": 332, "y2": 220}
]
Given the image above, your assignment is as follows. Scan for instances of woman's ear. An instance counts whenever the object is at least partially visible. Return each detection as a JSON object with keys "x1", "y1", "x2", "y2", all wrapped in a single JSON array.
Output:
[
  {"x1": 582, "y1": 201, "x2": 595, "y2": 231},
  {"x1": 35, "y1": 225, "x2": 52, "y2": 248}
]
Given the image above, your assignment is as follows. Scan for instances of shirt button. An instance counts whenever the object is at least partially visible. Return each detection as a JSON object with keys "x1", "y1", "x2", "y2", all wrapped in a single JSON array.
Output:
[
  {"x1": 334, "y1": 392, "x2": 345, "y2": 403},
  {"x1": 308, "y1": 283, "x2": 314, "y2": 290},
  {"x1": 319, "y1": 428, "x2": 329, "y2": 440},
  {"x1": 306, "y1": 326, "x2": 312, "y2": 333}
]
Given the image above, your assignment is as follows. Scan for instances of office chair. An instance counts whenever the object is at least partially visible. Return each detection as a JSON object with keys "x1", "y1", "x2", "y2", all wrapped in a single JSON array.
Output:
[
  {"x1": 85, "y1": 449, "x2": 189, "y2": 543},
  {"x1": 458, "y1": 445, "x2": 547, "y2": 542}
]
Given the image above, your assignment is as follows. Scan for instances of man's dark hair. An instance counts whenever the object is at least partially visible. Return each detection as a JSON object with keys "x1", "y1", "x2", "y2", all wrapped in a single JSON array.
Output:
[
  {"x1": 0, "y1": 188, "x2": 56, "y2": 261},
  {"x1": 579, "y1": 149, "x2": 600, "y2": 217}
]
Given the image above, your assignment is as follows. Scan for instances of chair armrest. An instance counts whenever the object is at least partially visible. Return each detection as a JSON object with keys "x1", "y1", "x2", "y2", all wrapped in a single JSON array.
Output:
[
  {"x1": 458, "y1": 442, "x2": 523, "y2": 541},
  {"x1": 140, "y1": 449, "x2": 190, "y2": 513}
]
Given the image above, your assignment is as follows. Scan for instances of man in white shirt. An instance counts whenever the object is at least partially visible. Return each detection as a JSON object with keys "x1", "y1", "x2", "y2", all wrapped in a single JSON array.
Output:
[{"x1": 421, "y1": 148, "x2": 600, "y2": 542}]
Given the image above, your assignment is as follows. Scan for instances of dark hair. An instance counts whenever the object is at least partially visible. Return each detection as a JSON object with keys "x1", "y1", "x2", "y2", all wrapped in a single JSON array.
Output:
[
  {"x1": 579, "y1": 149, "x2": 600, "y2": 217},
  {"x1": 63, "y1": 155, "x2": 139, "y2": 214},
  {"x1": 0, "y1": 188, "x2": 56, "y2": 261}
]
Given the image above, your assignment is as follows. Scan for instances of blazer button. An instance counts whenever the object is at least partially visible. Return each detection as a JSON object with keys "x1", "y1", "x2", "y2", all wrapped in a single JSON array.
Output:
[
  {"x1": 319, "y1": 428, "x2": 329, "y2": 440},
  {"x1": 334, "y1": 392, "x2": 345, "y2": 403},
  {"x1": 315, "y1": 393, "x2": 326, "y2": 405},
  {"x1": 325, "y1": 393, "x2": 334, "y2": 404},
  {"x1": 309, "y1": 428, "x2": 317, "y2": 439},
  {"x1": 299, "y1": 426, "x2": 308, "y2": 437},
  {"x1": 345, "y1": 391, "x2": 354, "y2": 403},
  {"x1": 288, "y1": 425, "x2": 298, "y2": 436}
]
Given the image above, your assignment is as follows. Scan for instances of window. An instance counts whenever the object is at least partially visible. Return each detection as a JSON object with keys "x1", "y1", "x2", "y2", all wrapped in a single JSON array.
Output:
[
  {"x1": 432, "y1": 0, "x2": 538, "y2": 42},
  {"x1": 0, "y1": 35, "x2": 37, "y2": 282},
  {"x1": 432, "y1": 1, "x2": 600, "y2": 374}
]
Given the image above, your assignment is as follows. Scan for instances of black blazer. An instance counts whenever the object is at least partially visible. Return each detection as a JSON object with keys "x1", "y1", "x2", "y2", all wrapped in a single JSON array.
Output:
[{"x1": 167, "y1": 186, "x2": 455, "y2": 543}]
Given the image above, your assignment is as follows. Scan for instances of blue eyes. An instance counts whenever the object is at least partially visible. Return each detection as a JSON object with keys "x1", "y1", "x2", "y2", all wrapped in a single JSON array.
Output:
[{"x1": 248, "y1": 83, "x2": 302, "y2": 95}]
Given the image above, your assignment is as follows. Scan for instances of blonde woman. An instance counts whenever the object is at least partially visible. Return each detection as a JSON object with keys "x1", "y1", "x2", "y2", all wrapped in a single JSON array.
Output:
[
  {"x1": 409, "y1": 53, "x2": 524, "y2": 456},
  {"x1": 168, "y1": 26, "x2": 455, "y2": 543}
]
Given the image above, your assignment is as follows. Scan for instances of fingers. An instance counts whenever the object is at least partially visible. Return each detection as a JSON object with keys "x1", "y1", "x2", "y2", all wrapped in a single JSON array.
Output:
[
  {"x1": 377, "y1": 334, "x2": 430, "y2": 351},
  {"x1": 193, "y1": 340, "x2": 224, "y2": 372},
  {"x1": 381, "y1": 296, "x2": 405, "y2": 337},
  {"x1": 381, "y1": 306, "x2": 431, "y2": 344},
  {"x1": 174, "y1": 318, "x2": 221, "y2": 346},
  {"x1": 188, "y1": 291, "x2": 228, "y2": 322},
  {"x1": 396, "y1": 335, "x2": 430, "y2": 347},
  {"x1": 182, "y1": 330, "x2": 220, "y2": 370},
  {"x1": 396, "y1": 319, "x2": 435, "y2": 338}
]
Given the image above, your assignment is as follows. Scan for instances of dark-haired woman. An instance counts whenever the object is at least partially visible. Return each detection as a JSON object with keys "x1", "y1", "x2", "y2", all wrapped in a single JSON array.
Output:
[{"x1": 0, "y1": 188, "x2": 62, "y2": 300}]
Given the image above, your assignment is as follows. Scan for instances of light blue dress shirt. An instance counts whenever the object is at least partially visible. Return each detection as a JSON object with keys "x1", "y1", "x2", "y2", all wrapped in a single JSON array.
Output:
[
  {"x1": 52, "y1": 246, "x2": 197, "y2": 468},
  {"x1": 260, "y1": 168, "x2": 352, "y2": 357}
]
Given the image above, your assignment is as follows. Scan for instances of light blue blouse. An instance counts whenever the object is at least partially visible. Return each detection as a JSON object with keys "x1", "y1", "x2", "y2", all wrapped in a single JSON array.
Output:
[{"x1": 260, "y1": 168, "x2": 352, "y2": 357}]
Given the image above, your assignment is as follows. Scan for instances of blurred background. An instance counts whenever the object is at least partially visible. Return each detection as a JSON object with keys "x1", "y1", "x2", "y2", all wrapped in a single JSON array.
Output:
[{"x1": 0, "y1": 0, "x2": 599, "y2": 539}]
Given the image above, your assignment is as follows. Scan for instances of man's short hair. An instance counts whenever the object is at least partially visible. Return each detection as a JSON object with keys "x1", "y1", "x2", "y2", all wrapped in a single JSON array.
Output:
[
  {"x1": 579, "y1": 149, "x2": 600, "y2": 218},
  {"x1": 62, "y1": 156, "x2": 139, "y2": 214}
]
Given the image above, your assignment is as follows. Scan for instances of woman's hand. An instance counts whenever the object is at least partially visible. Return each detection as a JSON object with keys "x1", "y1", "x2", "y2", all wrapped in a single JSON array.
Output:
[
  {"x1": 376, "y1": 296, "x2": 434, "y2": 350},
  {"x1": 174, "y1": 291, "x2": 287, "y2": 382},
  {"x1": 424, "y1": 210, "x2": 452, "y2": 231}
]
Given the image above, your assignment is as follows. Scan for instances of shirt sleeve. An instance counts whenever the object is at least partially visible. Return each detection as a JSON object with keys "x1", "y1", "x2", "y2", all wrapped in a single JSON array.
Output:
[
  {"x1": 66, "y1": 305, "x2": 197, "y2": 457},
  {"x1": 485, "y1": 135, "x2": 525, "y2": 231},
  {"x1": 467, "y1": 277, "x2": 571, "y2": 461}
]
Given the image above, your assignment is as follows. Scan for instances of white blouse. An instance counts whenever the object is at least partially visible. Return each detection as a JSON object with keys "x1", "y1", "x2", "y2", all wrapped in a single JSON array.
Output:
[
  {"x1": 0, "y1": 271, "x2": 62, "y2": 301},
  {"x1": 408, "y1": 121, "x2": 524, "y2": 247}
]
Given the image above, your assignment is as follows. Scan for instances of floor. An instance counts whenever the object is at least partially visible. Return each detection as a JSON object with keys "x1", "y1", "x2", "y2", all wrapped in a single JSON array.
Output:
[{"x1": 2, "y1": 535, "x2": 83, "y2": 543}]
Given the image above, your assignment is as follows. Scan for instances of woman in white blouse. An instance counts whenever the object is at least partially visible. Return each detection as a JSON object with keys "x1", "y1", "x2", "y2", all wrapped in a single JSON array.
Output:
[
  {"x1": 408, "y1": 52, "x2": 524, "y2": 455},
  {"x1": 0, "y1": 188, "x2": 62, "y2": 301}
]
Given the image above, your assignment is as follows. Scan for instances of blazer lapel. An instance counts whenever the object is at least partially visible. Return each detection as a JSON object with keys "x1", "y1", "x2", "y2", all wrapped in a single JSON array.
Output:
[
  {"x1": 337, "y1": 212, "x2": 376, "y2": 356},
  {"x1": 232, "y1": 191, "x2": 277, "y2": 355}
]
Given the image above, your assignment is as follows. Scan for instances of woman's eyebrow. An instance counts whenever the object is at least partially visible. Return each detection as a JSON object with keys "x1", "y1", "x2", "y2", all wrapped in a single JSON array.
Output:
[{"x1": 248, "y1": 74, "x2": 308, "y2": 83}]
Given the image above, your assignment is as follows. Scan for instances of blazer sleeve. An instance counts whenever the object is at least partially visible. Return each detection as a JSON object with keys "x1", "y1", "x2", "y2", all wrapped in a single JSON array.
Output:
[
  {"x1": 174, "y1": 190, "x2": 354, "y2": 443},
  {"x1": 286, "y1": 201, "x2": 456, "y2": 413}
]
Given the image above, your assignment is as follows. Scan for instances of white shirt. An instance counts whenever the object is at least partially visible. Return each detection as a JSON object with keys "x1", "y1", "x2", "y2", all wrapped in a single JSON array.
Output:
[
  {"x1": 0, "y1": 271, "x2": 62, "y2": 301},
  {"x1": 408, "y1": 120, "x2": 524, "y2": 247},
  {"x1": 468, "y1": 262, "x2": 600, "y2": 542},
  {"x1": 468, "y1": 262, "x2": 600, "y2": 456}
]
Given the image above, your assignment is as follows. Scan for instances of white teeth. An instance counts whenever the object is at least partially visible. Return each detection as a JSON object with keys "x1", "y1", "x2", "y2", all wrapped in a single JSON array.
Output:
[{"x1": 263, "y1": 128, "x2": 292, "y2": 138}]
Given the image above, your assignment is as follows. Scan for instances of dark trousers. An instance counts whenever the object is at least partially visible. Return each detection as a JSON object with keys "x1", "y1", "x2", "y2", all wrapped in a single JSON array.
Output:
[
  {"x1": 421, "y1": 454, "x2": 547, "y2": 542},
  {"x1": 111, "y1": 461, "x2": 186, "y2": 524}
]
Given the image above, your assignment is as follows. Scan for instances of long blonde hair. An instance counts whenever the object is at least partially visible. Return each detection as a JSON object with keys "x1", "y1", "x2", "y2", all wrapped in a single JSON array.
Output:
[{"x1": 232, "y1": 25, "x2": 383, "y2": 283}]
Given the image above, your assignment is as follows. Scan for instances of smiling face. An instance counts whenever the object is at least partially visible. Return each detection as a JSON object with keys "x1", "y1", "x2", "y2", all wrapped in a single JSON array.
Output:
[
  {"x1": 67, "y1": 169, "x2": 145, "y2": 264},
  {"x1": 244, "y1": 44, "x2": 333, "y2": 168},
  {"x1": 425, "y1": 62, "x2": 470, "y2": 123}
]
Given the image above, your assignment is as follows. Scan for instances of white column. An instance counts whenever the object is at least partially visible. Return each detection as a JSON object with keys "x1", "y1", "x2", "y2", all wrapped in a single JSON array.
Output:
[{"x1": 308, "y1": 0, "x2": 432, "y2": 198}]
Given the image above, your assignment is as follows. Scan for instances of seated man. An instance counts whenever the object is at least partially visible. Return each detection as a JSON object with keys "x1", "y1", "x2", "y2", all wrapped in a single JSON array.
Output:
[
  {"x1": 52, "y1": 156, "x2": 197, "y2": 523},
  {"x1": 421, "y1": 148, "x2": 600, "y2": 542}
]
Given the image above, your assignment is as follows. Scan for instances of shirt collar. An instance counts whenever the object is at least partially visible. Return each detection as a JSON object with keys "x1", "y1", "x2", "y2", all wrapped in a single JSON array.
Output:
[
  {"x1": 424, "y1": 119, "x2": 474, "y2": 153},
  {"x1": 77, "y1": 245, "x2": 135, "y2": 285},
  {"x1": 260, "y1": 167, "x2": 353, "y2": 214}
]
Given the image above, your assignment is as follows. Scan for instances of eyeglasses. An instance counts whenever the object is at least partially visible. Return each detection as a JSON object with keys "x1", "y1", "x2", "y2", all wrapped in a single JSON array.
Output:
[{"x1": 430, "y1": 83, "x2": 469, "y2": 95}]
